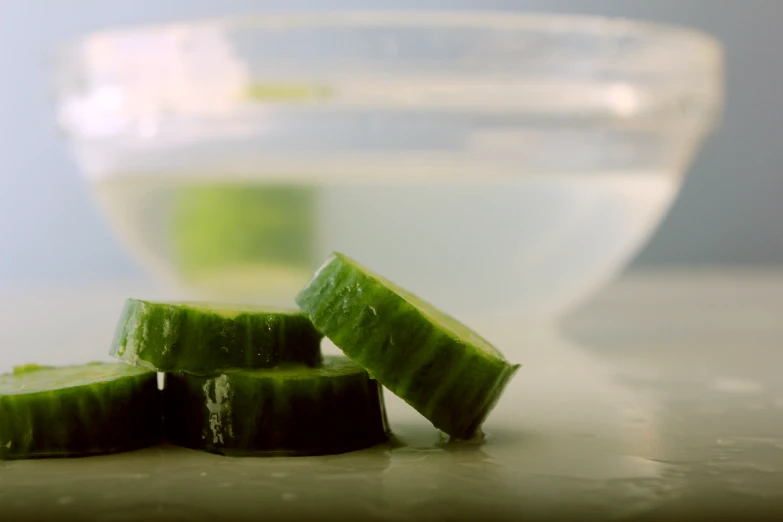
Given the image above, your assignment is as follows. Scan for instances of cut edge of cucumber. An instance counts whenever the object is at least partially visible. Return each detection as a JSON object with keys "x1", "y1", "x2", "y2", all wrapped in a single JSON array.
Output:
[
  {"x1": 128, "y1": 299, "x2": 308, "y2": 320},
  {"x1": 0, "y1": 362, "x2": 156, "y2": 396}
]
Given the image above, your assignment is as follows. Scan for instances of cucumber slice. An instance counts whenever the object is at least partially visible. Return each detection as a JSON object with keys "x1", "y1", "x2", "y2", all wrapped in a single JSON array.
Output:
[
  {"x1": 164, "y1": 356, "x2": 390, "y2": 456},
  {"x1": 0, "y1": 362, "x2": 161, "y2": 459},
  {"x1": 110, "y1": 299, "x2": 322, "y2": 374},
  {"x1": 296, "y1": 253, "x2": 520, "y2": 439}
]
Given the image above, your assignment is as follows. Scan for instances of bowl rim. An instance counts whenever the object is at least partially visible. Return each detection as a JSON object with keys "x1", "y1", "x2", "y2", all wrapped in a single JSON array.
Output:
[
  {"x1": 66, "y1": 10, "x2": 721, "y2": 59},
  {"x1": 54, "y1": 10, "x2": 724, "y2": 150}
]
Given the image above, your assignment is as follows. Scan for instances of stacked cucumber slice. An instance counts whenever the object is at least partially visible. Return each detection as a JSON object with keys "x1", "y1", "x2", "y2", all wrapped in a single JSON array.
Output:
[
  {"x1": 0, "y1": 363, "x2": 161, "y2": 459},
  {"x1": 110, "y1": 300, "x2": 322, "y2": 374},
  {"x1": 164, "y1": 356, "x2": 389, "y2": 456},
  {"x1": 1, "y1": 252, "x2": 518, "y2": 460}
]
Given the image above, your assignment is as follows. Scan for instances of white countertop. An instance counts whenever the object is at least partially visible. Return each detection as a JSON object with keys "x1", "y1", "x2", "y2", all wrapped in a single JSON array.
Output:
[{"x1": 1, "y1": 269, "x2": 782, "y2": 521}]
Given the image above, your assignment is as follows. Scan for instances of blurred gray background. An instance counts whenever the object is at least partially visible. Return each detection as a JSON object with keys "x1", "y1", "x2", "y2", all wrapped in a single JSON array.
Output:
[{"x1": 1, "y1": 0, "x2": 781, "y2": 288}]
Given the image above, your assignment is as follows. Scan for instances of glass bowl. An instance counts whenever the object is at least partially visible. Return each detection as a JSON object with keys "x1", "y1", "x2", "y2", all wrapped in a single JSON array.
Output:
[{"x1": 54, "y1": 11, "x2": 723, "y2": 322}]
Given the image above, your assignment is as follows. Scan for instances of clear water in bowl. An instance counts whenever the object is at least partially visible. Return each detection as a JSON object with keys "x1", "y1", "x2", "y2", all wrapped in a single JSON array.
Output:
[{"x1": 95, "y1": 169, "x2": 677, "y2": 321}]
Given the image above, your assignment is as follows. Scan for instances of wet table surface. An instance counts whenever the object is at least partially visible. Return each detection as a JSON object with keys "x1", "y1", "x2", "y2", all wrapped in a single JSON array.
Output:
[{"x1": 1, "y1": 270, "x2": 782, "y2": 521}]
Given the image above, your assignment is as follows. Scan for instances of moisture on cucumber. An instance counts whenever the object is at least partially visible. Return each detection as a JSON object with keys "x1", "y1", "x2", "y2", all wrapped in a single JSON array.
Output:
[
  {"x1": 164, "y1": 356, "x2": 390, "y2": 456},
  {"x1": 296, "y1": 253, "x2": 520, "y2": 440},
  {"x1": 0, "y1": 362, "x2": 161, "y2": 459},
  {"x1": 110, "y1": 299, "x2": 323, "y2": 374}
]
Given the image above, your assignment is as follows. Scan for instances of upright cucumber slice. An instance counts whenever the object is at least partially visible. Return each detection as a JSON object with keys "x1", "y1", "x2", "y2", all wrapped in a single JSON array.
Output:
[
  {"x1": 0, "y1": 363, "x2": 161, "y2": 459},
  {"x1": 164, "y1": 356, "x2": 390, "y2": 456},
  {"x1": 110, "y1": 299, "x2": 322, "y2": 374},
  {"x1": 296, "y1": 253, "x2": 520, "y2": 439}
]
